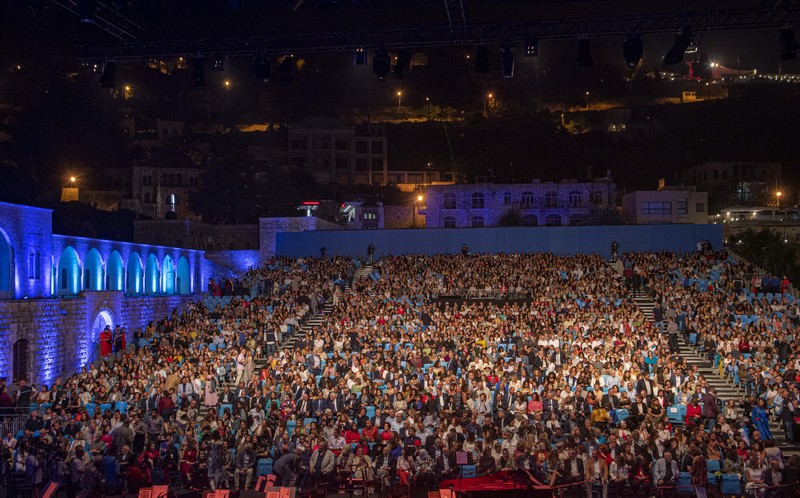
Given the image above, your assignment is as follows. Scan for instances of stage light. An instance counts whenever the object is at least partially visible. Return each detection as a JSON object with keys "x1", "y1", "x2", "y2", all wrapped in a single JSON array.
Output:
[
  {"x1": 191, "y1": 58, "x2": 206, "y2": 87},
  {"x1": 353, "y1": 47, "x2": 367, "y2": 65},
  {"x1": 253, "y1": 54, "x2": 271, "y2": 82},
  {"x1": 279, "y1": 55, "x2": 295, "y2": 82},
  {"x1": 394, "y1": 49, "x2": 412, "y2": 79},
  {"x1": 523, "y1": 38, "x2": 539, "y2": 58},
  {"x1": 664, "y1": 27, "x2": 693, "y2": 65},
  {"x1": 373, "y1": 49, "x2": 391, "y2": 80},
  {"x1": 474, "y1": 44, "x2": 489, "y2": 73},
  {"x1": 99, "y1": 62, "x2": 117, "y2": 88},
  {"x1": 780, "y1": 28, "x2": 800, "y2": 60},
  {"x1": 623, "y1": 33, "x2": 643, "y2": 67},
  {"x1": 211, "y1": 56, "x2": 225, "y2": 71},
  {"x1": 501, "y1": 42, "x2": 514, "y2": 78},
  {"x1": 576, "y1": 38, "x2": 593, "y2": 66}
]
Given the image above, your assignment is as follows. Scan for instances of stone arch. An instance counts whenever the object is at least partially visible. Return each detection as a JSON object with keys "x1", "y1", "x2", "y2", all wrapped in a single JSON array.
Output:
[
  {"x1": 13, "y1": 339, "x2": 29, "y2": 383},
  {"x1": 127, "y1": 252, "x2": 143, "y2": 295},
  {"x1": 58, "y1": 246, "x2": 81, "y2": 296},
  {"x1": 177, "y1": 256, "x2": 191, "y2": 294},
  {"x1": 545, "y1": 214, "x2": 563, "y2": 226},
  {"x1": 199, "y1": 233, "x2": 206, "y2": 250},
  {"x1": 145, "y1": 253, "x2": 160, "y2": 294},
  {"x1": 0, "y1": 227, "x2": 13, "y2": 298},
  {"x1": 162, "y1": 254, "x2": 175, "y2": 295},
  {"x1": 107, "y1": 250, "x2": 125, "y2": 291},
  {"x1": 84, "y1": 248, "x2": 104, "y2": 291},
  {"x1": 90, "y1": 309, "x2": 115, "y2": 364}
]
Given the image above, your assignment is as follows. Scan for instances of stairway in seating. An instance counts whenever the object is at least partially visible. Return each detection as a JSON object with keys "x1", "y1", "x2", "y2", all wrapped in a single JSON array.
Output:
[
  {"x1": 197, "y1": 264, "x2": 372, "y2": 419},
  {"x1": 627, "y1": 287, "x2": 795, "y2": 453}
]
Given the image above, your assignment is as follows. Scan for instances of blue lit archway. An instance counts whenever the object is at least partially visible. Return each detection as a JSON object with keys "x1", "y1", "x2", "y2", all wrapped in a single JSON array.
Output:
[
  {"x1": 145, "y1": 254, "x2": 160, "y2": 294},
  {"x1": 177, "y1": 256, "x2": 190, "y2": 294},
  {"x1": 107, "y1": 250, "x2": 124, "y2": 291},
  {"x1": 126, "y1": 252, "x2": 143, "y2": 295},
  {"x1": 84, "y1": 248, "x2": 104, "y2": 291},
  {"x1": 57, "y1": 246, "x2": 81, "y2": 296},
  {"x1": 162, "y1": 255, "x2": 175, "y2": 295},
  {"x1": 0, "y1": 228, "x2": 13, "y2": 298}
]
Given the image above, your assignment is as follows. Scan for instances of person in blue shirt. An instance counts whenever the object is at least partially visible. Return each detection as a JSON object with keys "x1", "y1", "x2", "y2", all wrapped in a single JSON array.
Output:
[{"x1": 102, "y1": 444, "x2": 125, "y2": 491}]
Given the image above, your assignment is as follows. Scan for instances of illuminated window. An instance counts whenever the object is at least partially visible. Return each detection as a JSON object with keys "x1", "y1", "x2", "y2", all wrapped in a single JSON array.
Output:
[{"x1": 27, "y1": 250, "x2": 40, "y2": 280}]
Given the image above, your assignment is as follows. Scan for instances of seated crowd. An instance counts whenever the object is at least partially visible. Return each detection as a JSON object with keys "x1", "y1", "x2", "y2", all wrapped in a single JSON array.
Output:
[{"x1": 2, "y1": 250, "x2": 800, "y2": 498}]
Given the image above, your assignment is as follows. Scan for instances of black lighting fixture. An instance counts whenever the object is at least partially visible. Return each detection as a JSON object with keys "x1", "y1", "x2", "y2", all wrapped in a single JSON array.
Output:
[
  {"x1": 211, "y1": 55, "x2": 225, "y2": 72},
  {"x1": 191, "y1": 57, "x2": 206, "y2": 87},
  {"x1": 252, "y1": 54, "x2": 271, "y2": 82},
  {"x1": 394, "y1": 49, "x2": 412, "y2": 79},
  {"x1": 77, "y1": 0, "x2": 97, "y2": 22},
  {"x1": 353, "y1": 47, "x2": 367, "y2": 65},
  {"x1": 623, "y1": 33, "x2": 643, "y2": 67},
  {"x1": 474, "y1": 44, "x2": 489, "y2": 73},
  {"x1": 664, "y1": 27, "x2": 693, "y2": 65},
  {"x1": 99, "y1": 62, "x2": 117, "y2": 88},
  {"x1": 523, "y1": 38, "x2": 539, "y2": 58},
  {"x1": 25, "y1": 0, "x2": 47, "y2": 18},
  {"x1": 373, "y1": 49, "x2": 390, "y2": 80},
  {"x1": 501, "y1": 42, "x2": 514, "y2": 78},
  {"x1": 576, "y1": 38, "x2": 593, "y2": 66},
  {"x1": 279, "y1": 55, "x2": 294, "y2": 82},
  {"x1": 780, "y1": 27, "x2": 800, "y2": 60}
]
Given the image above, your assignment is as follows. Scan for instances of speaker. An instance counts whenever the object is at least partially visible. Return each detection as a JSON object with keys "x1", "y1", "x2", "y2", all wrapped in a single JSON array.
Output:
[
  {"x1": 238, "y1": 492, "x2": 266, "y2": 498},
  {"x1": 170, "y1": 490, "x2": 201, "y2": 498}
]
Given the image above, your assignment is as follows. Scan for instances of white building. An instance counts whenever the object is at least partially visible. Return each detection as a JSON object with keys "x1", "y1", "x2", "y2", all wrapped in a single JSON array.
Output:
[
  {"x1": 622, "y1": 188, "x2": 708, "y2": 224},
  {"x1": 423, "y1": 180, "x2": 616, "y2": 228}
]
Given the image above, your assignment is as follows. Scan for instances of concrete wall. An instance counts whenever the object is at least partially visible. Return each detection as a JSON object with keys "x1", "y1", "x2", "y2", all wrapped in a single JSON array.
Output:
[
  {"x1": 0, "y1": 292, "x2": 196, "y2": 385},
  {"x1": 276, "y1": 224, "x2": 723, "y2": 259}
]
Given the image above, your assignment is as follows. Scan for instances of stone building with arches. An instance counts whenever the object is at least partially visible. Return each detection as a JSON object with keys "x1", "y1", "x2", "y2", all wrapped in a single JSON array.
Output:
[{"x1": 0, "y1": 201, "x2": 206, "y2": 387}]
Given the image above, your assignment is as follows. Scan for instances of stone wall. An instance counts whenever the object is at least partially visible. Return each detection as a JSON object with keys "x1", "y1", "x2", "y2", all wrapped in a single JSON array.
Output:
[
  {"x1": 0, "y1": 201, "x2": 53, "y2": 299},
  {"x1": 259, "y1": 217, "x2": 342, "y2": 261},
  {"x1": 205, "y1": 250, "x2": 260, "y2": 275},
  {"x1": 0, "y1": 292, "x2": 196, "y2": 386}
]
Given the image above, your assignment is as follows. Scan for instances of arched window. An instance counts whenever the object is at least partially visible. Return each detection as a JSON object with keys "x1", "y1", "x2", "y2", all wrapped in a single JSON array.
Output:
[
  {"x1": 569, "y1": 213, "x2": 584, "y2": 226},
  {"x1": 443, "y1": 193, "x2": 456, "y2": 210},
  {"x1": 471, "y1": 192, "x2": 485, "y2": 209},
  {"x1": 167, "y1": 193, "x2": 179, "y2": 213},
  {"x1": 471, "y1": 216, "x2": 484, "y2": 228},
  {"x1": 545, "y1": 214, "x2": 562, "y2": 226},
  {"x1": 13, "y1": 339, "x2": 28, "y2": 383},
  {"x1": 522, "y1": 214, "x2": 538, "y2": 226},
  {"x1": 58, "y1": 246, "x2": 81, "y2": 295},
  {"x1": 568, "y1": 191, "x2": 583, "y2": 207},
  {"x1": 84, "y1": 248, "x2": 104, "y2": 291},
  {"x1": 168, "y1": 173, "x2": 175, "y2": 186},
  {"x1": 521, "y1": 191, "x2": 535, "y2": 207},
  {"x1": 443, "y1": 216, "x2": 456, "y2": 228},
  {"x1": 545, "y1": 191, "x2": 559, "y2": 208}
]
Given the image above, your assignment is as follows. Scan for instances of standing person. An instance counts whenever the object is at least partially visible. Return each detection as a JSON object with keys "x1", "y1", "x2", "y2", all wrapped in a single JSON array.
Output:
[
  {"x1": 690, "y1": 447, "x2": 708, "y2": 498},
  {"x1": 204, "y1": 375, "x2": 218, "y2": 408},
  {"x1": 367, "y1": 243, "x2": 375, "y2": 264},
  {"x1": 702, "y1": 388, "x2": 720, "y2": 431},
  {"x1": 274, "y1": 447, "x2": 301, "y2": 487},
  {"x1": 752, "y1": 398, "x2": 774, "y2": 440},
  {"x1": 99, "y1": 326, "x2": 113, "y2": 358},
  {"x1": 666, "y1": 318, "x2": 679, "y2": 353},
  {"x1": 207, "y1": 431, "x2": 225, "y2": 491}
]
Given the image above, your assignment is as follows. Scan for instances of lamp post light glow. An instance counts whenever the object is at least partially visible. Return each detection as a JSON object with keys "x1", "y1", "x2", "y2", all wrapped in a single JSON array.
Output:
[
  {"x1": 69, "y1": 176, "x2": 76, "y2": 183},
  {"x1": 484, "y1": 93, "x2": 494, "y2": 115},
  {"x1": 396, "y1": 90, "x2": 403, "y2": 111}
]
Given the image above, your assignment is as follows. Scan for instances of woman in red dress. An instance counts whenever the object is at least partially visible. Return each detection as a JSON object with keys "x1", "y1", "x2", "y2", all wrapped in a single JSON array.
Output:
[
  {"x1": 99, "y1": 326, "x2": 113, "y2": 357},
  {"x1": 180, "y1": 440, "x2": 199, "y2": 484}
]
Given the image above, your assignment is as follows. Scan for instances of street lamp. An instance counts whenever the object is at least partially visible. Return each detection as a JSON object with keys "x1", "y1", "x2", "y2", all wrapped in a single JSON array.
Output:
[
  {"x1": 223, "y1": 80, "x2": 231, "y2": 89},
  {"x1": 585, "y1": 91, "x2": 591, "y2": 110},
  {"x1": 69, "y1": 176, "x2": 76, "y2": 184},
  {"x1": 396, "y1": 90, "x2": 403, "y2": 111},
  {"x1": 484, "y1": 93, "x2": 494, "y2": 116}
]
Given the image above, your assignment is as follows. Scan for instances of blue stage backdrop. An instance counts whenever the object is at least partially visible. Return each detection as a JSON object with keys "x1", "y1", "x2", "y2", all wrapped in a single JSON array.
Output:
[{"x1": 276, "y1": 225, "x2": 723, "y2": 259}]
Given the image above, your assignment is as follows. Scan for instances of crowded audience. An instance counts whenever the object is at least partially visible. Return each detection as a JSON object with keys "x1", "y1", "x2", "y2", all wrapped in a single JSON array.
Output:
[{"x1": 2, "y1": 249, "x2": 799, "y2": 498}]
